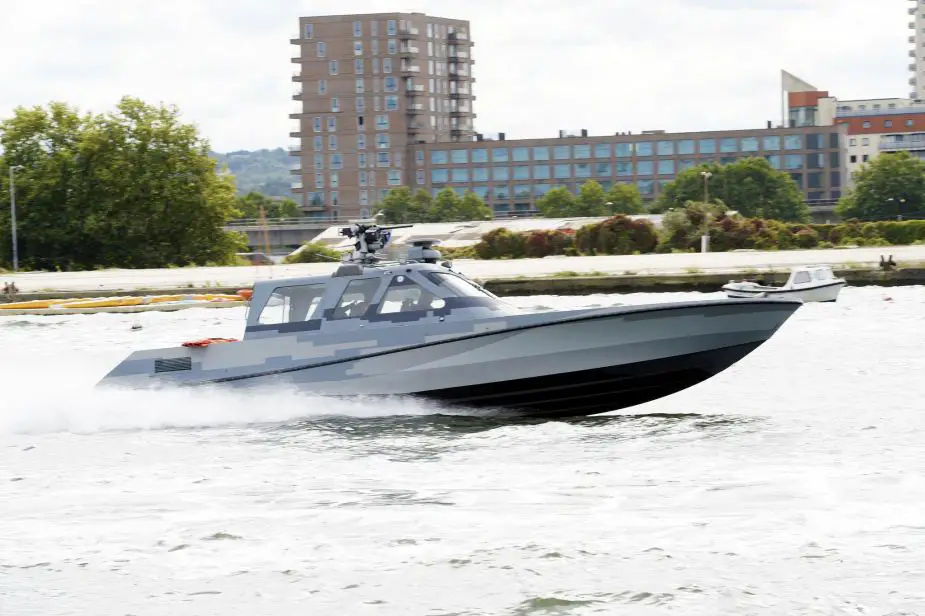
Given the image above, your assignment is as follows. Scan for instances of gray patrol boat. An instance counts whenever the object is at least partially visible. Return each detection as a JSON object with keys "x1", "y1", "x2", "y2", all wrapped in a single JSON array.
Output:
[{"x1": 98, "y1": 220, "x2": 802, "y2": 418}]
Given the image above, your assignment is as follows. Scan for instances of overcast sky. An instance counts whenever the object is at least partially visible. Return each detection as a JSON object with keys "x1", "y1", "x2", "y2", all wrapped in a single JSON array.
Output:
[{"x1": 0, "y1": 0, "x2": 908, "y2": 153}]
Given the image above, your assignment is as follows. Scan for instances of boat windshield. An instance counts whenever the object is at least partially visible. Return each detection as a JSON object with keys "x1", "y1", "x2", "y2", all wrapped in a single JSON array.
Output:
[{"x1": 424, "y1": 271, "x2": 514, "y2": 309}]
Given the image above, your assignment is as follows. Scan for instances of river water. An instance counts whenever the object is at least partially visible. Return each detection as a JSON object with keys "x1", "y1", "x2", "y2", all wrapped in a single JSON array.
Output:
[{"x1": 2, "y1": 287, "x2": 924, "y2": 615}]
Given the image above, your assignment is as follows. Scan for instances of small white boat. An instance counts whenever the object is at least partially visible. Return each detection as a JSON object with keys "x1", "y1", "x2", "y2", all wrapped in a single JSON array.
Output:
[{"x1": 722, "y1": 265, "x2": 846, "y2": 303}]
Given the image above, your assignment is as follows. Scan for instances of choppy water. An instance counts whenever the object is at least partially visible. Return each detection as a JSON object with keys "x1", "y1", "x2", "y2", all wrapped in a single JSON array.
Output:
[{"x1": 2, "y1": 287, "x2": 925, "y2": 615}]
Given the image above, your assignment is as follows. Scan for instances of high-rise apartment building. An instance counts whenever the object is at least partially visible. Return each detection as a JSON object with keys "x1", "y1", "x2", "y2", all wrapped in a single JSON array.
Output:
[
  {"x1": 290, "y1": 12, "x2": 476, "y2": 219},
  {"x1": 910, "y1": 0, "x2": 925, "y2": 99}
]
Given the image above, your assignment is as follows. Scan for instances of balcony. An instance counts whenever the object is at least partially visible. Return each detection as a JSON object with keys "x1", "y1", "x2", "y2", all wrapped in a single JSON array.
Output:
[
  {"x1": 912, "y1": 35, "x2": 918, "y2": 43},
  {"x1": 291, "y1": 181, "x2": 304, "y2": 191},
  {"x1": 911, "y1": 63, "x2": 918, "y2": 70},
  {"x1": 912, "y1": 21, "x2": 917, "y2": 29},
  {"x1": 448, "y1": 72, "x2": 472, "y2": 81},
  {"x1": 400, "y1": 64, "x2": 421, "y2": 75},
  {"x1": 405, "y1": 84, "x2": 425, "y2": 96},
  {"x1": 880, "y1": 139, "x2": 925, "y2": 151},
  {"x1": 407, "y1": 124, "x2": 423, "y2": 134},
  {"x1": 288, "y1": 143, "x2": 301, "y2": 156},
  {"x1": 406, "y1": 104, "x2": 425, "y2": 115},
  {"x1": 398, "y1": 25, "x2": 419, "y2": 38},
  {"x1": 448, "y1": 32, "x2": 472, "y2": 45},
  {"x1": 398, "y1": 45, "x2": 420, "y2": 57},
  {"x1": 292, "y1": 88, "x2": 303, "y2": 101},
  {"x1": 289, "y1": 131, "x2": 301, "y2": 138},
  {"x1": 911, "y1": 49, "x2": 917, "y2": 57}
]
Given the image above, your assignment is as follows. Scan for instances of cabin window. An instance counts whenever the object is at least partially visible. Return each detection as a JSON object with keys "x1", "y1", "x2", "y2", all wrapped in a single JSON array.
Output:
[
  {"x1": 792, "y1": 271, "x2": 811, "y2": 284},
  {"x1": 257, "y1": 283, "x2": 326, "y2": 324},
  {"x1": 377, "y1": 275, "x2": 445, "y2": 314},
  {"x1": 426, "y1": 272, "x2": 492, "y2": 298},
  {"x1": 815, "y1": 269, "x2": 832, "y2": 280},
  {"x1": 331, "y1": 278, "x2": 381, "y2": 319}
]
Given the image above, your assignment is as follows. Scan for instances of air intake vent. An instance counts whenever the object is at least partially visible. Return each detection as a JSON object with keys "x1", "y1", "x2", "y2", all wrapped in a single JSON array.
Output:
[{"x1": 154, "y1": 357, "x2": 192, "y2": 373}]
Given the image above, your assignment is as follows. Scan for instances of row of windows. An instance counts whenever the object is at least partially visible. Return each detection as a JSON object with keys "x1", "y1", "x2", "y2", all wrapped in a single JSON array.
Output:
[
  {"x1": 302, "y1": 19, "x2": 466, "y2": 43},
  {"x1": 311, "y1": 115, "x2": 392, "y2": 132},
  {"x1": 425, "y1": 133, "x2": 839, "y2": 165},
  {"x1": 315, "y1": 169, "x2": 403, "y2": 189},
  {"x1": 420, "y1": 153, "x2": 840, "y2": 181},
  {"x1": 859, "y1": 118, "x2": 918, "y2": 130},
  {"x1": 423, "y1": 154, "x2": 839, "y2": 184},
  {"x1": 306, "y1": 189, "x2": 394, "y2": 208}
]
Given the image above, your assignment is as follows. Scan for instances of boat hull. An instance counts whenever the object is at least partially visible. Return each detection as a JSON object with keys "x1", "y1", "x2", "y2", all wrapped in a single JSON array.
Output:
[
  {"x1": 722, "y1": 281, "x2": 845, "y2": 303},
  {"x1": 98, "y1": 298, "x2": 801, "y2": 418}
]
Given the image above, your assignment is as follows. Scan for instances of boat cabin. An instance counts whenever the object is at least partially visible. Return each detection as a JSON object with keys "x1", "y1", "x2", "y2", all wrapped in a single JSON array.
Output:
[
  {"x1": 784, "y1": 265, "x2": 837, "y2": 289},
  {"x1": 242, "y1": 261, "x2": 515, "y2": 340}
]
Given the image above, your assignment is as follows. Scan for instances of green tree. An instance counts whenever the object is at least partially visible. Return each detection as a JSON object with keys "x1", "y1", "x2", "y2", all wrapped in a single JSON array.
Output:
[
  {"x1": 836, "y1": 151, "x2": 925, "y2": 220},
  {"x1": 537, "y1": 186, "x2": 578, "y2": 217},
  {"x1": 605, "y1": 183, "x2": 644, "y2": 214},
  {"x1": 431, "y1": 187, "x2": 466, "y2": 221},
  {"x1": 378, "y1": 186, "x2": 489, "y2": 223},
  {"x1": 574, "y1": 180, "x2": 610, "y2": 216},
  {"x1": 234, "y1": 191, "x2": 301, "y2": 219},
  {"x1": 457, "y1": 190, "x2": 493, "y2": 221},
  {"x1": 657, "y1": 157, "x2": 808, "y2": 222},
  {"x1": 0, "y1": 97, "x2": 245, "y2": 271}
]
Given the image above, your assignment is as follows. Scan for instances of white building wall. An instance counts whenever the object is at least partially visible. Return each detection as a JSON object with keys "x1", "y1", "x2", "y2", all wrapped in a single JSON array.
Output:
[{"x1": 844, "y1": 134, "x2": 882, "y2": 181}]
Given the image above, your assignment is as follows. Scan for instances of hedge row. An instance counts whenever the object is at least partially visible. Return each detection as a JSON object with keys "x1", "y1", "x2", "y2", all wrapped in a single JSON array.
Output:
[{"x1": 438, "y1": 216, "x2": 925, "y2": 260}]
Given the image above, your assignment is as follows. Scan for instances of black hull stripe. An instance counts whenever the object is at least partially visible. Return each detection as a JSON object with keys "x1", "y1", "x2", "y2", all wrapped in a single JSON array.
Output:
[{"x1": 405, "y1": 341, "x2": 762, "y2": 418}]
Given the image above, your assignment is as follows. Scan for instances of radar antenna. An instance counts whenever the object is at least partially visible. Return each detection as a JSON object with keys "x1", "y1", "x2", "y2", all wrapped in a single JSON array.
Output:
[{"x1": 339, "y1": 219, "x2": 413, "y2": 264}]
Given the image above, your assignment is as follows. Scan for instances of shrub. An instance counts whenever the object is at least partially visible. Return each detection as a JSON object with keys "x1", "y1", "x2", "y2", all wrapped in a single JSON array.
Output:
[
  {"x1": 474, "y1": 228, "x2": 527, "y2": 259},
  {"x1": 523, "y1": 229, "x2": 575, "y2": 258},
  {"x1": 283, "y1": 241, "x2": 344, "y2": 264},
  {"x1": 440, "y1": 245, "x2": 478, "y2": 259}
]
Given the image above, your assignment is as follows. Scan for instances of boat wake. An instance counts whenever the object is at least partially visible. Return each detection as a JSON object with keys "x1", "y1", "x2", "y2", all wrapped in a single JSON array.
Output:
[{"x1": 0, "y1": 357, "x2": 455, "y2": 436}]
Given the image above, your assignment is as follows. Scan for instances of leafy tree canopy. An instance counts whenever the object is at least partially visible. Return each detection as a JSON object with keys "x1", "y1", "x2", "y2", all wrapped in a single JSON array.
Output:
[
  {"x1": 0, "y1": 97, "x2": 245, "y2": 271},
  {"x1": 656, "y1": 157, "x2": 809, "y2": 222},
  {"x1": 233, "y1": 191, "x2": 301, "y2": 219},
  {"x1": 378, "y1": 187, "x2": 492, "y2": 223},
  {"x1": 836, "y1": 151, "x2": 925, "y2": 220},
  {"x1": 537, "y1": 180, "x2": 645, "y2": 217}
]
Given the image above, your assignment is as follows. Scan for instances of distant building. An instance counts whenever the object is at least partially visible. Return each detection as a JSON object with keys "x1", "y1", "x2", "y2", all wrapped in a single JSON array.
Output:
[
  {"x1": 289, "y1": 14, "x2": 845, "y2": 221},
  {"x1": 910, "y1": 0, "x2": 925, "y2": 100},
  {"x1": 290, "y1": 12, "x2": 475, "y2": 219},
  {"x1": 783, "y1": 79, "x2": 925, "y2": 180},
  {"x1": 409, "y1": 125, "x2": 846, "y2": 217}
]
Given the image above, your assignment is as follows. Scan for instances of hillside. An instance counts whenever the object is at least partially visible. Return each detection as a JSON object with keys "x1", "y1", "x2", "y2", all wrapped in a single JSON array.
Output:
[{"x1": 211, "y1": 148, "x2": 293, "y2": 198}]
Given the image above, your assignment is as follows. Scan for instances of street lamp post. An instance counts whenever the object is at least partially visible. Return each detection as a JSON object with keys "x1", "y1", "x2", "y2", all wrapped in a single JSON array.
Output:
[
  {"x1": 700, "y1": 171, "x2": 712, "y2": 253},
  {"x1": 8, "y1": 165, "x2": 23, "y2": 272},
  {"x1": 887, "y1": 197, "x2": 906, "y2": 221}
]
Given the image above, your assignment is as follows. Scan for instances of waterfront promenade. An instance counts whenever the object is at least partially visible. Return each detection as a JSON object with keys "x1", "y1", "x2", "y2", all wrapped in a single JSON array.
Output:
[{"x1": 3, "y1": 245, "x2": 924, "y2": 294}]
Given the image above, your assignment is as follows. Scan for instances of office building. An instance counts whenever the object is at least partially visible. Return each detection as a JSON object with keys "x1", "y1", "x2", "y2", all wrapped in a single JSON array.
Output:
[
  {"x1": 408, "y1": 125, "x2": 847, "y2": 216},
  {"x1": 289, "y1": 12, "x2": 476, "y2": 218}
]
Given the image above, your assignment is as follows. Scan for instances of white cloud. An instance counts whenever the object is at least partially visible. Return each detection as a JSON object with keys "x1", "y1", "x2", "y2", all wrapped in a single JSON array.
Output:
[{"x1": 0, "y1": 0, "x2": 909, "y2": 152}]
